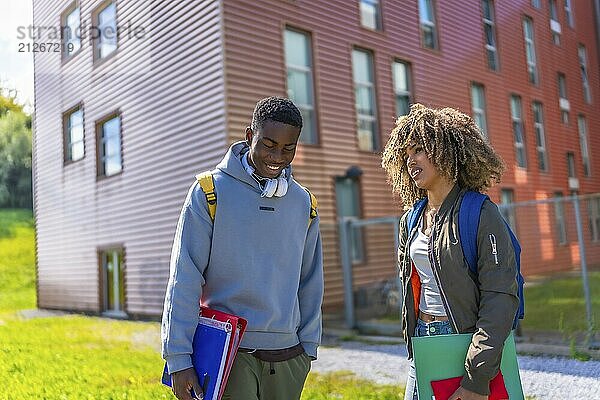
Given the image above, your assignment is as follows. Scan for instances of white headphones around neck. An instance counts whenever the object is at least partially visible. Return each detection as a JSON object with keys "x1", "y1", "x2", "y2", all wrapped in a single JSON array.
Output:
[{"x1": 241, "y1": 153, "x2": 288, "y2": 198}]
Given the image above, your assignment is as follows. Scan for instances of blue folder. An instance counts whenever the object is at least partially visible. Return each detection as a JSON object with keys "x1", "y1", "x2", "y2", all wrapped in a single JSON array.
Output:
[{"x1": 162, "y1": 317, "x2": 232, "y2": 400}]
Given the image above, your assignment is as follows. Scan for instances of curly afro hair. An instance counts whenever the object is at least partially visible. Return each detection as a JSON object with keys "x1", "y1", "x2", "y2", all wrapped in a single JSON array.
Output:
[{"x1": 381, "y1": 103, "x2": 505, "y2": 209}]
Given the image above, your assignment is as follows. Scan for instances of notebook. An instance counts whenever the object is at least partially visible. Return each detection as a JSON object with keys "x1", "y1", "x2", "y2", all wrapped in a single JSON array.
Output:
[
  {"x1": 412, "y1": 331, "x2": 524, "y2": 400},
  {"x1": 162, "y1": 307, "x2": 247, "y2": 400},
  {"x1": 162, "y1": 317, "x2": 232, "y2": 400}
]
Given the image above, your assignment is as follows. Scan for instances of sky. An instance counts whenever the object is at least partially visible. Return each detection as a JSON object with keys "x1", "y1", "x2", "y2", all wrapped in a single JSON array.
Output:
[{"x1": 0, "y1": 1, "x2": 35, "y2": 110}]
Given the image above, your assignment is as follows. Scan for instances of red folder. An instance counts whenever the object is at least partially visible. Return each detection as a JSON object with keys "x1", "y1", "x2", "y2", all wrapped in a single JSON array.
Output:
[
  {"x1": 430, "y1": 372, "x2": 508, "y2": 400},
  {"x1": 200, "y1": 306, "x2": 247, "y2": 400}
]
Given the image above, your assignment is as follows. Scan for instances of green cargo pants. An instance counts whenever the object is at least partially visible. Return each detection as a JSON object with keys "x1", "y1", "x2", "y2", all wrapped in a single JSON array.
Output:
[{"x1": 222, "y1": 352, "x2": 311, "y2": 400}]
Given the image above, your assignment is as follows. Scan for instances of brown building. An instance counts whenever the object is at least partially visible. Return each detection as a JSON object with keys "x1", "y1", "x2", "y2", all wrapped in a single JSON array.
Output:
[{"x1": 33, "y1": 0, "x2": 600, "y2": 318}]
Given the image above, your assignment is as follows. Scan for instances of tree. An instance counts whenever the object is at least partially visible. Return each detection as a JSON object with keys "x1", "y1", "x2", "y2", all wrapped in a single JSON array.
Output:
[{"x1": 0, "y1": 90, "x2": 32, "y2": 209}]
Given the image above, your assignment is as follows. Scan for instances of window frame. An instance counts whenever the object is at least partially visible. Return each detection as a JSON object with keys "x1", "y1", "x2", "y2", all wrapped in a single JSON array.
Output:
[
  {"x1": 392, "y1": 59, "x2": 412, "y2": 118},
  {"x1": 554, "y1": 192, "x2": 567, "y2": 244},
  {"x1": 63, "y1": 103, "x2": 85, "y2": 164},
  {"x1": 471, "y1": 83, "x2": 488, "y2": 139},
  {"x1": 532, "y1": 101, "x2": 548, "y2": 172},
  {"x1": 510, "y1": 95, "x2": 527, "y2": 169},
  {"x1": 61, "y1": 1, "x2": 82, "y2": 61},
  {"x1": 523, "y1": 17, "x2": 538, "y2": 85},
  {"x1": 352, "y1": 47, "x2": 380, "y2": 152},
  {"x1": 549, "y1": 0, "x2": 561, "y2": 45},
  {"x1": 96, "y1": 111, "x2": 123, "y2": 179},
  {"x1": 578, "y1": 45, "x2": 592, "y2": 104},
  {"x1": 481, "y1": 0, "x2": 499, "y2": 71},
  {"x1": 564, "y1": 0, "x2": 574, "y2": 28},
  {"x1": 284, "y1": 26, "x2": 319, "y2": 145},
  {"x1": 577, "y1": 115, "x2": 591, "y2": 177},
  {"x1": 588, "y1": 196, "x2": 600, "y2": 242},
  {"x1": 92, "y1": 0, "x2": 119, "y2": 63},
  {"x1": 558, "y1": 72, "x2": 570, "y2": 124},
  {"x1": 418, "y1": 0, "x2": 439, "y2": 50},
  {"x1": 360, "y1": 0, "x2": 383, "y2": 31}
]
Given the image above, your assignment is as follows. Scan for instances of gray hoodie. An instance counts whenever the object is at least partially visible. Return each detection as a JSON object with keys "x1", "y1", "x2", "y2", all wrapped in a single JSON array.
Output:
[{"x1": 161, "y1": 141, "x2": 324, "y2": 373}]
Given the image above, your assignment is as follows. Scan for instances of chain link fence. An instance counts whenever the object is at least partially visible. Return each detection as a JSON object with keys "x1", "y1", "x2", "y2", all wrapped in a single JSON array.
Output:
[{"x1": 335, "y1": 193, "x2": 600, "y2": 344}]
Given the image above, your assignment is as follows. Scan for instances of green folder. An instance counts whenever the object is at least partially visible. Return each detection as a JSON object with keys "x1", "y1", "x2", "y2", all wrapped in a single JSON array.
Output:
[{"x1": 412, "y1": 331, "x2": 524, "y2": 400}]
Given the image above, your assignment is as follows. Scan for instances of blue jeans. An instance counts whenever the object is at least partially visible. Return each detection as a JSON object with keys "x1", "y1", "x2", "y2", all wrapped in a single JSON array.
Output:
[{"x1": 404, "y1": 319, "x2": 453, "y2": 400}]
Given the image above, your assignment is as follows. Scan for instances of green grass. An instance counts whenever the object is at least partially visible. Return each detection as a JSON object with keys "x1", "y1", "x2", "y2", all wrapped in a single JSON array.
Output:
[
  {"x1": 0, "y1": 209, "x2": 406, "y2": 399},
  {"x1": 0, "y1": 209, "x2": 36, "y2": 312},
  {"x1": 301, "y1": 371, "x2": 404, "y2": 399},
  {"x1": 521, "y1": 272, "x2": 600, "y2": 335}
]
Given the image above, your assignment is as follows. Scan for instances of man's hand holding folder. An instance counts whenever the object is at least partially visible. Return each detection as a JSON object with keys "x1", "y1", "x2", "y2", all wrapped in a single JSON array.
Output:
[{"x1": 171, "y1": 368, "x2": 205, "y2": 400}]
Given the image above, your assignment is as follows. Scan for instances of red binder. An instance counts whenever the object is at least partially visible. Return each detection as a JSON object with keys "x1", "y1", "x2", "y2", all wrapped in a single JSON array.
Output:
[
  {"x1": 430, "y1": 371, "x2": 508, "y2": 400},
  {"x1": 200, "y1": 306, "x2": 247, "y2": 400}
]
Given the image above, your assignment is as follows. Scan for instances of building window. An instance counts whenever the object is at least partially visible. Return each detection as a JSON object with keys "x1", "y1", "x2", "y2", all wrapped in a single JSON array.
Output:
[
  {"x1": 567, "y1": 152, "x2": 576, "y2": 178},
  {"x1": 500, "y1": 189, "x2": 517, "y2": 231},
  {"x1": 63, "y1": 106, "x2": 84, "y2": 162},
  {"x1": 523, "y1": 17, "x2": 538, "y2": 85},
  {"x1": 549, "y1": 0, "x2": 561, "y2": 45},
  {"x1": 97, "y1": 113, "x2": 122, "y2": 177},
  {"x1": 352, "y1": 48, "x2": 379, "y2": 151},
  {"x1": 419, "y1": 0, "x2": 438, "y2": 49},
  {"x1": 511, "y1": 95, "x2": 527, "y2": 168},
  {"x1": 392, "y1": 60, "x2": 412, "y2": 117},
  {"x1": 589, "y1": 197, "x2": 600, "y2": 242},
  {"x1": 554, "y1": 192, "x2": 567, "y2": 244},
  {"x1": 532, "y1": 102, "x2": 548, "y2": 171},
  {"x1": 360, "y1": 0, "x2": 382, "y2": 30},
  {"x1": 335, "y1": 176, "x2": 364, "y2": 264},
  {"x1": 532, "y1": 0, "x2": 541, "y2": 8},
  {"x1": 558, "y1": 73, "x2": 570, "y2": 124},
  {"x1": 578, "y1": 45, "x2": 591, "y2": 104},
  {"x1": 100, "y1": 248, "x2": 125, "y2": 315},
  {"x1": 284, "y1": 28, "x2": 317, "y2": 144},
  {"x1": 93, "y1": 1, "x2": 118, "y2": 61},
  {"x1": 482, "y1": 0, "x2": 499, "y2": 71},
  {"x1": 564, "y1": 0, "x2": 574, "y2": 27},
  {"x1": 471, "y1": 83, "x2": 488, "y2": 139},
  {"x1": 61, "y1": 3, "x2": 81, "y2": 59},
  {"x1": 577, "y1": 115, "x2": 591, "y2": 176}
]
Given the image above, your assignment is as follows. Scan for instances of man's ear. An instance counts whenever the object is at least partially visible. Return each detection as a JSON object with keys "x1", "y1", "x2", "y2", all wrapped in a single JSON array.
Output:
[{"x1": 245, "y1": 127, "x2": 253, "y2": 144}]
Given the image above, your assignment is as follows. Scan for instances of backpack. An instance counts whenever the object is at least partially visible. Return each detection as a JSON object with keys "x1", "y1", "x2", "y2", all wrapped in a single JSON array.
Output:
[
  {"x1": 195, "y1": 171, "x2": 318, "y2": 225},
  {"x1": 406, "y1": 190, "x2": 525, "y2": 329}
]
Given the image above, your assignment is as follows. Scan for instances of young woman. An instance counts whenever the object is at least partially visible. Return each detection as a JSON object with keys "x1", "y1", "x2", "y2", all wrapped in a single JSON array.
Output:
[{"x1": 381, "y1": 104, "x2": 519, "y2": 400}]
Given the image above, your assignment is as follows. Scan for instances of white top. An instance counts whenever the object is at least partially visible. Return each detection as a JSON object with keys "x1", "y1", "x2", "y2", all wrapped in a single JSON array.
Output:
[{"x1": 408, "y1": 218, "x2": 446, "y2": 316}]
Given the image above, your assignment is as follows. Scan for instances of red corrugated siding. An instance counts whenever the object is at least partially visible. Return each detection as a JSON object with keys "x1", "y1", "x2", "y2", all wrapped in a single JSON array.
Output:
[{"x1": 222, "y1": 0, "x2": 600, "y2": 307}]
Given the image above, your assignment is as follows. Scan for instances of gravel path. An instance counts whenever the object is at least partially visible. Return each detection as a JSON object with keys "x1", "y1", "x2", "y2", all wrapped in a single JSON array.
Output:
[{"x1": 312, "y1": 341, "x2": 600, "y2": 399}]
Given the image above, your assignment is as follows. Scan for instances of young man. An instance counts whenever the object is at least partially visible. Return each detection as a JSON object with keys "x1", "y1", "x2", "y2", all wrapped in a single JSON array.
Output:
[{"x1": 161, "y1": 97, "x2": 324, "y2": 400}]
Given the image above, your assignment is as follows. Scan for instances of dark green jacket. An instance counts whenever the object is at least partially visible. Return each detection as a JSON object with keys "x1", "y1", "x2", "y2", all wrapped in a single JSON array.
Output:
[{"x1": 398, "y1": 184, "x2": 519, "y2": 395}]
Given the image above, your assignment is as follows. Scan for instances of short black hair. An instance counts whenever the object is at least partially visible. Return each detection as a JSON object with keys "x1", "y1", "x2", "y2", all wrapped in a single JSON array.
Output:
[{"x1": 251, "y1": 96, "x2": 303, "y2": 132}]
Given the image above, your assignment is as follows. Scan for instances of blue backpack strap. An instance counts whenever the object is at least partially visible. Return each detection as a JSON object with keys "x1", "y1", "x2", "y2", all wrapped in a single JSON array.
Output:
[
  {"x1": 459, "y1": 191, "x2": 525, "y2": 328},
  {"x1": 406, "y1": 198, "x2": 428, "y2": 234},
  {"x1": 459, "y1": 191, "x2": 488, "y2": 274}
]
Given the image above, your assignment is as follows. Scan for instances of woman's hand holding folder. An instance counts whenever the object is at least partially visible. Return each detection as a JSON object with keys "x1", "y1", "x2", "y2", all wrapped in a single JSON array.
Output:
[{"x1": 172, "y1": 367, "x2": 204, "y2": 400}]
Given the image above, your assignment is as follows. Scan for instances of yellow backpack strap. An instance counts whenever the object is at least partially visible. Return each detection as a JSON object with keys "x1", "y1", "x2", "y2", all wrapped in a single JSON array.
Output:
[
  {"x1": 195, "y1": 171, "x2": 216, "y2": 222},
  {"x1": 305, "y1": 188, "x2": 318, "y2": 226}
]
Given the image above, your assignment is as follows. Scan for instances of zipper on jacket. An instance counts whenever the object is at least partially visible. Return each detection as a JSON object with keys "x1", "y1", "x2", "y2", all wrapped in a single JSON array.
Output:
[
  {"x1": 489, "y1": 233, "x2": 499, "y2": 265},
  {"x1": 428, "y1": 214, "x2": 460, "y2": 333},
  {"x1": 403, "y1": 223, "x2": 421, "y2": 308}
]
